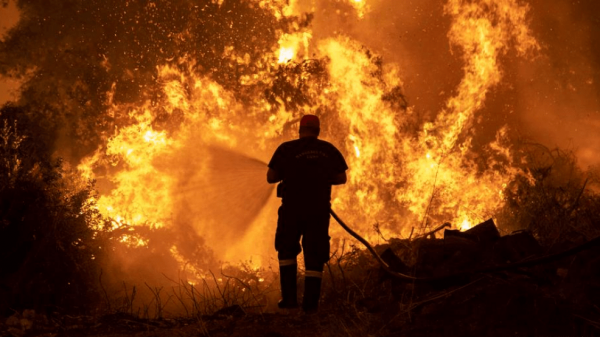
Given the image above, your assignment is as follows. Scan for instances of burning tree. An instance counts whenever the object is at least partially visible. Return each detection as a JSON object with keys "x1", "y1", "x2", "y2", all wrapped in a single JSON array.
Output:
[{"x1": 1, "y1": 0, "x2": 599, "y2": 328}]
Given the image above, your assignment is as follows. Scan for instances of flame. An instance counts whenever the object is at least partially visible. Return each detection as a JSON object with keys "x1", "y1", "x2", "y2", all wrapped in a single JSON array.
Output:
[
  {"x1": 348, "y1": 0, "x2": 369, "y2": 18},
  {"x1": 394, "y1": 0, "x2": 539, "y2": 234},
  {"x1": 94, "y1": 107, "x2": 175, "y2": 229},
  {"x1": 459, "y1": 218, "x2": 473, "y2": 231},
  {"x1": 278, "y1": 47, "x2": 295, "y2": 64},
  {"x1": 277, "y1": 32, "x2": 312, "y2": 64},
  {"x1": 78, "y1": 0, "x2": 540, "y2": 266}
]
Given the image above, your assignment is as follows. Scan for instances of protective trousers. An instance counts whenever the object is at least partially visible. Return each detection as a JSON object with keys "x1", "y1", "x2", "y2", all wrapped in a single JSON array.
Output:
[{"x1": 275, "y1": 205, "x2": 330, "y2": 311}]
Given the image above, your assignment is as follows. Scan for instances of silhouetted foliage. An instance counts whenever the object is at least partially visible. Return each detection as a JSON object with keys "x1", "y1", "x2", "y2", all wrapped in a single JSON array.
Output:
[{"x1": 0, "y1": 104, "x2": 105, "y2": 315}]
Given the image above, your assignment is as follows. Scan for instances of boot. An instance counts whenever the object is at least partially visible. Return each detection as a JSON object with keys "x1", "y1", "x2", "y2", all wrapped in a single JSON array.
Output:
[
  {"x1": 302, "y1": 276, "x2": 322, "y2": 313},
  {"x1": 278, "y1": 264, "x2": 298, "y2": 309}
]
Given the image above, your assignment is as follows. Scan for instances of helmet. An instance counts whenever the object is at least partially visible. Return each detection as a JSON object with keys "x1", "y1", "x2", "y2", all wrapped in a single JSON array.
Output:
[{"x1": 300, "y1": 114, "x2": 320, "y2": 129}]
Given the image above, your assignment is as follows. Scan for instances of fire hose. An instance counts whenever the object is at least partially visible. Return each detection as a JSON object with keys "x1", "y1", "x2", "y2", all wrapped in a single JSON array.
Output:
[
  {"x1": 272, "y1": 173, "x2": 599, "y2": 282},
  {"x1": 329, "y1": 209, "x2": 600, "y2": 283},
  {"x1": 329, "y1": 209, "x2": 419, "y2": 281}
]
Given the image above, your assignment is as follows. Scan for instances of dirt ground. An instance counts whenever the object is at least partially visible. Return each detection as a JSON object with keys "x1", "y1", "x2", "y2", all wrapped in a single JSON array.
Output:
[{"x1": 3, "y1": 222, "x2": 600, "y2": 337}]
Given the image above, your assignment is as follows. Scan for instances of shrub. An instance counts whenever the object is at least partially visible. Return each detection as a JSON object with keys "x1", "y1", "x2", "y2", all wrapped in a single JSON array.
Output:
[
  {"x1": 498, "y1": 143, "x2": 600, "y2": 246},
  {"x1": 0, "y1": 104, "x2": 104, "y2": 315}
]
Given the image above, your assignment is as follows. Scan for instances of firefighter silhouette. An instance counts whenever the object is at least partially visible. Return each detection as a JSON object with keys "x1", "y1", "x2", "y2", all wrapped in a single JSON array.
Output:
[{"x1": 267, "y1": 114, "x2": 348, "y2": 313}]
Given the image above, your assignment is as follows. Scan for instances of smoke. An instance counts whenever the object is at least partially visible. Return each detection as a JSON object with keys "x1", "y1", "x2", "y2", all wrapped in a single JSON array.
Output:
[
  {"x1": 305, "y1": 0, "x2": 462, "y2": 119},
  {"x1": 513, "y1": 0, "x2": 600, "y2": 168},
  {"x1": 299, "y1": 0, "x2": 600, "y2": 167}
]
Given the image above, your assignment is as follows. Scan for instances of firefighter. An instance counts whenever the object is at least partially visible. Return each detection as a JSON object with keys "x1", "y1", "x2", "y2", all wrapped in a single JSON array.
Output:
[{"x1": 266, "y1": 114, "x2": 348, "y2": 313}]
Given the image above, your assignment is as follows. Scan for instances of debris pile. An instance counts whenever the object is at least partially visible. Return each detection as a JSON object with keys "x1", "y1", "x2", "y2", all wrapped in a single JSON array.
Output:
[{"x1": 368, "y1": 219, "x2": 600, "y2": 336}]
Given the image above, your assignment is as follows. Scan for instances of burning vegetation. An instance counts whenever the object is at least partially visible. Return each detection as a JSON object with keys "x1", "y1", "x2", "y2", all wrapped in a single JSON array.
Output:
[{"x1": 1, "y1": 0, "x2": 600, "y2": 335}]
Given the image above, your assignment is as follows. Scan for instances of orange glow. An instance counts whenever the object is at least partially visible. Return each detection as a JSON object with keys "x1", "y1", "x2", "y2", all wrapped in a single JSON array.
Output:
[
  {"x1": 348, "y1": 0, "x2": 369, "y2": 18},
  {"x1": 78, "y1": 0, "x2": 540, "y2": 266},
  {"x1": 278, "y1": 47, "x2": 295, "y2": 64},
  {"x1": 277, "y1": 32, "x2": 312, "y2": 64}
]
